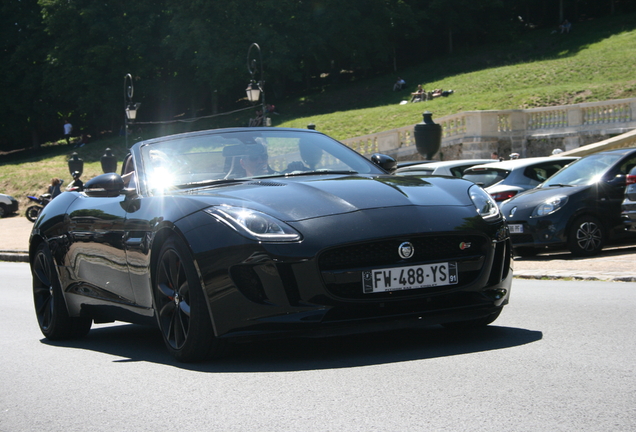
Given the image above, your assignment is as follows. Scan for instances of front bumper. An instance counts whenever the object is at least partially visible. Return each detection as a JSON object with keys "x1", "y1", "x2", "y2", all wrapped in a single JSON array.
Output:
[{"x1": 505, "y1": 215, "x2": 568, "y2": 250}]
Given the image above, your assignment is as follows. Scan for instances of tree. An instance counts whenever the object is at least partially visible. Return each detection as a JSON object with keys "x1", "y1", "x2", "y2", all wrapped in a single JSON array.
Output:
[{"x1": 0, "y1": 0, "x2": 51, "y2": 149}]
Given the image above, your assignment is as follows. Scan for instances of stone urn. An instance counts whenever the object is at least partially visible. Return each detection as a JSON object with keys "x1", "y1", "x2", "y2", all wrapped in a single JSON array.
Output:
[{"x1": 414, "y1": 112, "x2": 442, "y2": 160}]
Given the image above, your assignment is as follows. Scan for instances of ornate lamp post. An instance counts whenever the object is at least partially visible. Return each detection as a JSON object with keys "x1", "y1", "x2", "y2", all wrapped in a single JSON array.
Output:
[
  {"x1": 124, "y1": 73, "x2": 141, "y2": 148},
  {"x1": 246, "y1": 43, "x2": 268, "y2": 126}
]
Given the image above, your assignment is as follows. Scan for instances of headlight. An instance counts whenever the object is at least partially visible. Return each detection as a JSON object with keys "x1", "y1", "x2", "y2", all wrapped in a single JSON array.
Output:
[
  {"x1": 532, "y1": 195, "x2": 568, "y2": 217},
  {"x1": 205, "y1": 205, "x2": 302, "y2": 242},
  {"x1": 469, "y1": 185, "x2": 501, "y2": 221}
]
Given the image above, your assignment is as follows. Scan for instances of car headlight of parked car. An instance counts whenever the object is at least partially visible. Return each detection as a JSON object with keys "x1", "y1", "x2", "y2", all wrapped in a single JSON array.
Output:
[
  {"x1": 532, "y1": 195, "x2": 569, "y2": 217},
  {"x1": 205, "y1": 205, "x2": 302, "y2": 242},
  {"x1": 469, "y1": 185, "x2": 501, "y2": 221}
]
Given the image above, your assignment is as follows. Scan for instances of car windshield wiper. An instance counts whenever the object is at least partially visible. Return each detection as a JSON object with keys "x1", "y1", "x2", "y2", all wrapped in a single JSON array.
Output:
[
  {"x1": 175, "y1": 178, "x2": 249, "y2": 188},
  {"x1": 547, "y1": 183, "x2": 575, "y2": 187},
  {"x1": 281, "y1": 170, "x2": 358, "y2": 177}
]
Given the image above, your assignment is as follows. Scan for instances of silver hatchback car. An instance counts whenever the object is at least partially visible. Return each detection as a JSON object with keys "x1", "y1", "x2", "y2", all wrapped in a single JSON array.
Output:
[
  {"x1": 395, "y1": 159, "x2": 495, "y2": 178},
  {"x1": 462, "y1": 156, "x2": 579, "y2": 203}
]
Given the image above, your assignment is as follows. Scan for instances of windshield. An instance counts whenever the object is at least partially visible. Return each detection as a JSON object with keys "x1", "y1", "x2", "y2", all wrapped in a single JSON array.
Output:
[
  {"x1": 139, "y1": 129, "x2": 381, "y2": 193},
  {"x1": 540, "y1": 153, "x2": 623, "y2": 187}
]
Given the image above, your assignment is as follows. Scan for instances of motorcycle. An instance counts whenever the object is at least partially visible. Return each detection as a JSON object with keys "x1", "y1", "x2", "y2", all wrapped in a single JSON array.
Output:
[{"x1": 25, "y1": 193, "x2": 52, "y2": 222}]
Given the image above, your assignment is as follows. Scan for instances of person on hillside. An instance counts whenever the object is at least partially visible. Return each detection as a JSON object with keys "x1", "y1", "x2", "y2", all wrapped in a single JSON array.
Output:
[
  {"x1": 63, "y1": 120, "x2": 73, "y2": 145},
  {"x1": 74, "y1": 133, "x2": 89, "y2": 148},
  {"x1": 48, "y1": 178, "x2": 63, "y2": 198},
  {"x1": 410, "y1": 85, "x2": 425, "y2": 102},
  {"x1": 393, "y1": 77, "x2": 406, "y2": 91},
  {"x1": 249, "y1": 110, "x2": 264, "y2": 127},
  {"x1": 560, "y1": 20, "x2": 571, "y2": 34}
]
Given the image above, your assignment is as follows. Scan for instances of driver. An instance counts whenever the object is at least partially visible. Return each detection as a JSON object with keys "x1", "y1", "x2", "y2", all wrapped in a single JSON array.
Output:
[{"x1": 239, "y1": 143, "x2": 270, "y2": 177}]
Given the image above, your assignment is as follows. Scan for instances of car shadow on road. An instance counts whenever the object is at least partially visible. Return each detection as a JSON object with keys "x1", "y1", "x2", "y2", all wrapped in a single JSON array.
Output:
[{"x1": 41, "y1": 323, "x2": 542, "y2": 372}]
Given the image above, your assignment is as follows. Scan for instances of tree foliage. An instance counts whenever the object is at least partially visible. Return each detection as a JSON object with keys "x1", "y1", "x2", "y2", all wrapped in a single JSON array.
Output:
[{"x1": 1, "y1": 0, "x2": 635, "y2": 151}]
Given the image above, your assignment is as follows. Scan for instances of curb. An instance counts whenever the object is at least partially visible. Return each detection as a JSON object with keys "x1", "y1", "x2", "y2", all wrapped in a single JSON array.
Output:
[
  {"x1": 0, "y1": 251, "x2": 29, "y2": 263},
  {"x1": 514, "y1": 272, "x2": 636, "y2": 282}
]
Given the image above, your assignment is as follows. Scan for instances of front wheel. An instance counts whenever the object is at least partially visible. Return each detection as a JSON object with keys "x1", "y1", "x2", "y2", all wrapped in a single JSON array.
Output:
[
  {"x1": 32, "y1": 243, "x2": 92, "y2": 339},
  {"x1": 567, "y1": 215, "x2": 604, "y2": 256},
  {"x1": 26, "y1": 205, "x2": 41, "y2": 222},
  {"x1": 153, "y1": 236, "x2": 223, "y2": 362}
]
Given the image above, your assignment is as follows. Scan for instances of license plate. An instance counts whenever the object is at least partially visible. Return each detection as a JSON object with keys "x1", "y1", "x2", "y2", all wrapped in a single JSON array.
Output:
[
  {"x1": 509, "y1": 224, "x2": 524, "y2": 233},
  {"x1": 362, "y1": 262, "x2": 458, "y2": 293}
]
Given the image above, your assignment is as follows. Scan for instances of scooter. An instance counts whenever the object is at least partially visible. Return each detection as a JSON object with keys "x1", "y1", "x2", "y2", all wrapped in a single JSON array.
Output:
[{"x1": 25, "y1": 193, "x2": 52, "y2": 222}]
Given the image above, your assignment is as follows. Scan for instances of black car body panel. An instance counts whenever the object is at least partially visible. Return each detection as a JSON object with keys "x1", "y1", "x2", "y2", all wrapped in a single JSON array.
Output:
[{"x1": 29, "y1": 127, "x2": 512, "y2": 359}]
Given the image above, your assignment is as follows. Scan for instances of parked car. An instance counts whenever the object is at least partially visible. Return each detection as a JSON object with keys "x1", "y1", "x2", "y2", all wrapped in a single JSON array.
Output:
[
  {"x1": 0, "y1": 193, "x2": 19, "y2": 218},
  {"x1": 395, "y1": 159, "x2": 495, "y2": 178},
  {"x1": 620, "y1": 165, "x2": 636, "y2": 231},
  {"x1": 501, "y1": 148, "x2": 636, "y2": 256},
  {"x1": 462, "y1": 157, "x2": 578, "y2": 203},
  {"x1": 29, "y1": 127, "x2": 512, "y2": 362}
]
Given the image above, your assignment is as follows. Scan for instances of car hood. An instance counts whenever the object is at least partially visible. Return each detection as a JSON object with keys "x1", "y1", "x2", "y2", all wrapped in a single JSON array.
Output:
[
  {"x1": 177, "y1": 174, "x2": 474, "y2": 221},
  {"x1": 500, "y1": 184, "x2": 588, "y2": 213}
]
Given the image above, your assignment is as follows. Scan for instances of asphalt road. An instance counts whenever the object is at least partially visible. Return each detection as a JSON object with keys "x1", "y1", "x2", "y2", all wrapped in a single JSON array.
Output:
[{"x1": 2, "y1": 262, "x2": 635, "y2": 431}]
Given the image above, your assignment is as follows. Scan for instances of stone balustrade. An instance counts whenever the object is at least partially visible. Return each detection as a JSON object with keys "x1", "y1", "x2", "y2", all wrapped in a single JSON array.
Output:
[{"x1": 341, "y1": 97, "x2": 636, "y2": 160}]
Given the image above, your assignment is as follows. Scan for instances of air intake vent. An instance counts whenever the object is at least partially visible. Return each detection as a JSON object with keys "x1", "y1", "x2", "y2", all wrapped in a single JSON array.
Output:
[{"x1": 247, "y1": 181, "x2": 287, "y2": 187}]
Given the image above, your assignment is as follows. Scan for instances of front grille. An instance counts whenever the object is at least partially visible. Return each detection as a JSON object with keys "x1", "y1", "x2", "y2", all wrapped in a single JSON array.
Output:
[
  {"x1": 318, "y1": 234, "x2": 489, "y2": 300},
  {"x1": 318, "y1": 235, "x2": 486, "y2": 271}
]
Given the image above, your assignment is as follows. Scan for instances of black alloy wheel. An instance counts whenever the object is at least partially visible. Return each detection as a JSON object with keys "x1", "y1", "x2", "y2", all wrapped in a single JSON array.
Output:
[
  {"x1": 32, "y1": 243, "x2": 92, "y2": 339},
  {"x1": 153, "y1": 236, "x2": 221, "y2": 362},
  {"x1": 0, "y1": 204, "x2": 6, "y2": 218},
  {"x1": 567, "y1": 215, "x2": 605, "y2": 256}
]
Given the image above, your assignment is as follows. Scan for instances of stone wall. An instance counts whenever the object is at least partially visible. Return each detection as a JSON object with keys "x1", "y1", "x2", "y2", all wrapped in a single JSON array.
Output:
[{"x1": 341, "y1": 97, "x2": 636, "y2": 161}]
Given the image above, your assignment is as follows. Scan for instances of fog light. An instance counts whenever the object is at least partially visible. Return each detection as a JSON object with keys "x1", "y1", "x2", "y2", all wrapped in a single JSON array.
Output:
[{"x1": 485, "y1": 289, "x2": 507, "y2": 300}]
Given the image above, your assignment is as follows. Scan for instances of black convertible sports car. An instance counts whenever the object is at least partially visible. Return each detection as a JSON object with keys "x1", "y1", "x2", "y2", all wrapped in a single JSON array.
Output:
[{"x1": 30, "y1": 127, "x2": 512, "y2": 362}]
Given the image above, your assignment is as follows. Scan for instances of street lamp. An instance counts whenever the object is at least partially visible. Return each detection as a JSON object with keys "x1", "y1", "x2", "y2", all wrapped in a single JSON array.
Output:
[
  {"x1": 124, "y1": 73, "x2": 141, "y2": 148},
  {"x1": 246, "y1": 43, "x2": 268, "y2": 126}
]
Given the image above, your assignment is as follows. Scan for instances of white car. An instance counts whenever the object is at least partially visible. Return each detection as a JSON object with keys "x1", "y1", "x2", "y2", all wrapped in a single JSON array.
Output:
[
  {"x1": 395, "y1": 159, "x2": 496, "y2": 178},
  {"x1": 0, "y1": 193, "x2": 19, "y2": 218},
  {"x1": 462, "y1": 156, "x2": 579, "y2": 203}
]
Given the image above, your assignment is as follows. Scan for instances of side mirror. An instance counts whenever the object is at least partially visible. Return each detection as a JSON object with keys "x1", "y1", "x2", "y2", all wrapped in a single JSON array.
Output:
[
  {"x1": 605, "y1": 173, "x2": 627, "y2": 187},
  {"x1": 371, "y1": 153, "x2": 397, "y2": 174},
  {"x1": 84, "y1": 173, "x2": 125, "y2": 197}
]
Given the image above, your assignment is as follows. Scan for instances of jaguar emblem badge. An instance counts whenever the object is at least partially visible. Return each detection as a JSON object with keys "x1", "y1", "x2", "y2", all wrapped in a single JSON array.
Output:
[{"x1": 398, "y1": 242, "x2": 414, "y2": 259}]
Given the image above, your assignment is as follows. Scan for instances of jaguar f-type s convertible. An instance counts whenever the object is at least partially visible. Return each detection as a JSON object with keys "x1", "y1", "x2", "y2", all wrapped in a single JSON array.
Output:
[{"x1": 30, "y1": 127, "x2": 512, "y2": 362}]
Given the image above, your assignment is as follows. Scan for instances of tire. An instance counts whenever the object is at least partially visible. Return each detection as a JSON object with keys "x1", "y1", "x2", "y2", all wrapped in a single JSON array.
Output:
[
  {"x1": 153, "y1": 236, "x2": 222, "y2": 362},
  {"x1": 567, "y1": 215, "x2": 604, "y2": 257},
  {"x1": 0, "y1": 204, "x2": 5, "y2": 218},
  {"x1": 32, "y1": 243, "x2": 92, "y2": 340},
  {"x1": 441, "y1": 308, "x2": 503, "y2": 330},
  {"x1": 26, "y1": 205, "x2": 41, "y2": 222}
]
